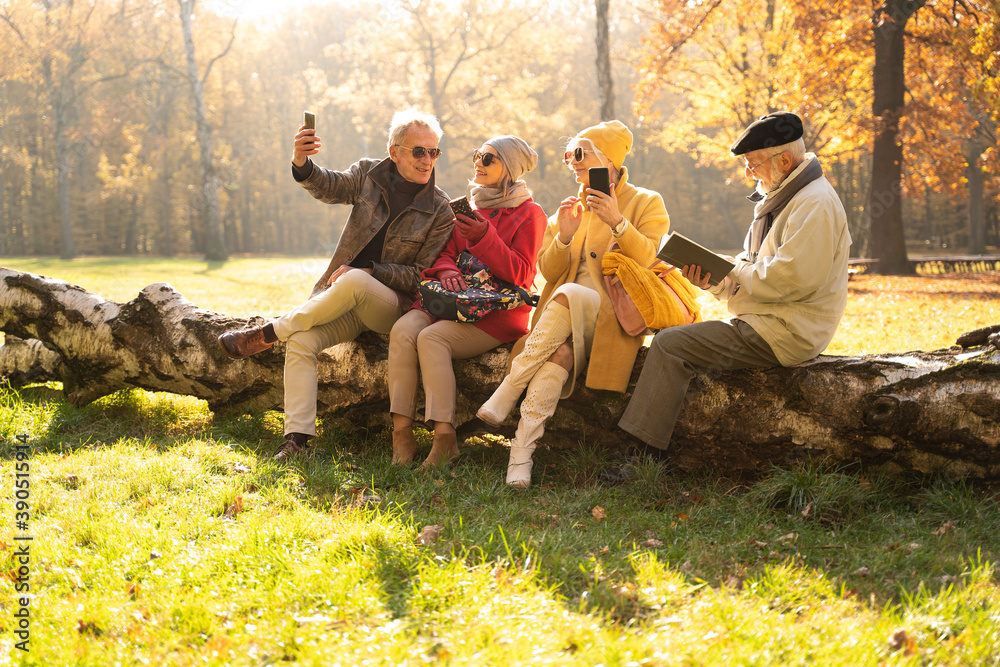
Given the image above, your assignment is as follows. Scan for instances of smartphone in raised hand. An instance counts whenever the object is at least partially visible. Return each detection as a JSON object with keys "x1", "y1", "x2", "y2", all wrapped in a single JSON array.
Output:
[
  {"x1": 449, "y1": 196, "x2": 475, "y2": 220},
  {"x1": 303, "y1": 110, "x2": 316, "y2": 130},
  {"x1": 588, "y1": 167, "x2": 610, "y2": 196}
]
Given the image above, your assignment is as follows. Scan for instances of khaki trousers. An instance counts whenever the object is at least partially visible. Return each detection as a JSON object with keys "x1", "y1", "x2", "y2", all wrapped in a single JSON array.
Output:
[
  {"x1": 619, "y1": 318, "x2": 780, "y2": 450},
  {"x1": 389, "y1": 309, "x2": 503, "y2": 425},
  {"x1": 273, "y1": 269, "x2": 403, "y2": 436}
]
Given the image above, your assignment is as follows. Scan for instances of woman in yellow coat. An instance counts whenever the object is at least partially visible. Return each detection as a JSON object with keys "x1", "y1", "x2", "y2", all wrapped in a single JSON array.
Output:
[{"x1": 477, "y1": 120, "x2": 670, "y2": 488}]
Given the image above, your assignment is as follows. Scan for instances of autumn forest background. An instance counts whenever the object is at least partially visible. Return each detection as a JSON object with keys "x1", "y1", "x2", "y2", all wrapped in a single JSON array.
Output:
[{"x1": 1, "y1": 0, "x2": 999, "y2": 267}]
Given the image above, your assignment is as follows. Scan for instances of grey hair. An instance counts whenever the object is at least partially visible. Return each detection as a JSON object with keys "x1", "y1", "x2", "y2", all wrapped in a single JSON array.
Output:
[
  {"x1": 386, "y1": 109, "x2": 443, "y2": 154},
  {"x1": 760, "y1": 137, "x2": 806, "y2": 162}
]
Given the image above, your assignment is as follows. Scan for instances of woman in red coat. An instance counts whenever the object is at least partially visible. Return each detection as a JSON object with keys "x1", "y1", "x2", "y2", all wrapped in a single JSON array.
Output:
[{"x1": 387, "y1": 135, "x2": 547, "y2": 467}]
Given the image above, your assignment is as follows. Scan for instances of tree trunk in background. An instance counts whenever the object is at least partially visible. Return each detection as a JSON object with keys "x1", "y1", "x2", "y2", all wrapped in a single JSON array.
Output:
[
  {"x1": 3, "y1": 268, "x2": 1000, "y2": 479},
  {"x1": 967, "y1": 135, "x2": 985, "y2": 254},
  {"x1": 154, "y1": 76, "x2": 176, "y2": 257},
  {"x1": 179, "y1": 0, "x2": 227, "y2": 262},
  {"x1": 0, "y1": 82, "x2": 7, "y2": 255},
  {"x1": 595, "y1": 0, "x2": 615, "y2": 121},
  {"x1": 866, "y1": 0, "x2": 925, "y2": 275},
  {"x1": 55, "y1": 76, "x2": 76, "y2": 259}
]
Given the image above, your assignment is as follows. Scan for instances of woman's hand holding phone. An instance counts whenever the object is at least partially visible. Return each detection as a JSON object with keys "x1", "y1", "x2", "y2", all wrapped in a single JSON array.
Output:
[
  {"x1": 454, "y1": 211, "x2": 488, "y2": 244},
  {"x1": 586, "y1": 187, "x2": 621, "y2": 229}
]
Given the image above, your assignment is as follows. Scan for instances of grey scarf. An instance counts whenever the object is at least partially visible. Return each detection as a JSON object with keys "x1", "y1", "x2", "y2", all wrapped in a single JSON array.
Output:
[
  {"x1": 746, "y1": 157, "x2": 824, "y2": 261},
  {"x1": 470, "y1": 181, "x2": 532, "y2": 210}
]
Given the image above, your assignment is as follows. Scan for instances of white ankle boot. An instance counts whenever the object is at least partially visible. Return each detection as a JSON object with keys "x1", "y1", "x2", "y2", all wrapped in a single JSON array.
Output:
[
  {"x1": 506, "y1": 362, "x2": 569, "y2": 489},
  {"x1": 478, "y1": 303, "x2": 572, "y2": 427}
]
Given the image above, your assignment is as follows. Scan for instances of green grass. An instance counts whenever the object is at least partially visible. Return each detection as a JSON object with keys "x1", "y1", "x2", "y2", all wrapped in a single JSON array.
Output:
[
  {"x1": 1, "y1": 258, "x2": 999, "y2": 664},
  {"x1": 2, "y1": 387, "x2": 999, "y2": 665}
]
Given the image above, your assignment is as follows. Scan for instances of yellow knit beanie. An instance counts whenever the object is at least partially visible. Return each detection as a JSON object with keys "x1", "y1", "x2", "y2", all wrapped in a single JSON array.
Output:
[{"x1": 576, "y1": 120, "x2": 633, "y2": 170}]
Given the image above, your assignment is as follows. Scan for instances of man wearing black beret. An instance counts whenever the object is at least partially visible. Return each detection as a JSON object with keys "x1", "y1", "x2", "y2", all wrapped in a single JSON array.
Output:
[{"x1": 617, "y1": 111, "x2": 852, "y2": 461}]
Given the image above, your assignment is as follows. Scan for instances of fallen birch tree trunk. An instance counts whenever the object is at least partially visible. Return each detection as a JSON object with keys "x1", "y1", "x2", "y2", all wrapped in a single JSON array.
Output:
[{"x1": 2, "y1": 267, "x2": 999, "y2": 478}]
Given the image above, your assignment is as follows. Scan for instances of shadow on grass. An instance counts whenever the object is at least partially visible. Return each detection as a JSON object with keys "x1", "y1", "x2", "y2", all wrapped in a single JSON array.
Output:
[{"x1": 7, "y1": 383, "x2": 1000, "y2": 628}]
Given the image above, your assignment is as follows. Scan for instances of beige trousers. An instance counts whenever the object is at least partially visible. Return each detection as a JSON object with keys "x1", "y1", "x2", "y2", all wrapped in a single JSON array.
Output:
[
  {"x1": 388, "y1": 309, "x2": 503, "y2": 425},
  {"x1": 273, "y1": 269, "x2": 403, "y2": 436}
]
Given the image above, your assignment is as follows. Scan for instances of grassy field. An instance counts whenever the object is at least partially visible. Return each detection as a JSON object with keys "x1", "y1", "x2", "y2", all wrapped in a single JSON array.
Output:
[{"x1": 1, "y1": 257, "x2": 999, "y2": 666}]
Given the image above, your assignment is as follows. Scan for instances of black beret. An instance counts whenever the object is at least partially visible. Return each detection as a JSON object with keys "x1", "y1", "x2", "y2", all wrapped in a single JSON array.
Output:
[{"x1": 730, "y1": 111, "x2": 803, "y2": 155}]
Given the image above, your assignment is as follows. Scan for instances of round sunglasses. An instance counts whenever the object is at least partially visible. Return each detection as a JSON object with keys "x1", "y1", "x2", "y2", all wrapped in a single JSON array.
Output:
[
  {"x1": 563, "y1": 146, "x2": 595, "y2": 163},
  {"x1": 473, "y1": 150, "x2": 502, "y2": 167},
  {"x1": 394, "y1": 144, "x2": 442, "y2": 159}
]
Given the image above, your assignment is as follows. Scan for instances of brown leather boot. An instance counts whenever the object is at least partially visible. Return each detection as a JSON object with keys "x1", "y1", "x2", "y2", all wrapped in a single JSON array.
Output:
[
  {"x1": 218, "y1": 326, "x2": 274, "y2": 359},
  {"x1": 272, "y1": 435, "x2": 312, "y2": 461},
  {"x1": 422, "y1": 431, "x2": 459, "y2": 468},
  {"x1": 392, "y1": 428, "x2": 419, "y2": 465}
]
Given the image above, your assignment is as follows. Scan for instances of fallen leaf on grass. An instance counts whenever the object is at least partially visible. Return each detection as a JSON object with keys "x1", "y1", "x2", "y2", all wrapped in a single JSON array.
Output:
[
  {"x1": 428, "y1": 643, "x2": 452, "y2": 661},
  {"x1": 416, "y1": 524, "x2": 445, "y2": 545},
  {"x1": 776, "y1": 532, "x2": 798, "y2": 544},
  {"x1": 853, "y1": 565, "x2": 871, "y2": 577},
  {"x1": 205, "y1": 635, "x2": 232, "y2": 655},
  {"x1": 598, "y1": 546, "x2": 610, "y2": 555},
  {"x1": 591, "y1": 506, "x2": 607, "y2": 522},
  {"x1": 66, "y1": 474, "x2": 80, "y2": 488},
  {"x1": 125, "y1": 583, "x2": 141, "y2": 600},
  {"x1": 748, "y1": 538, "x2": 768, "y2": 548},
  {"x1": 77, "y1": 619, "x2": 103, "y2": 636},
  {"x1": 932, "y1": 520, "x2": 955, "y2": 536},
  {"x1": 800, "y1": 502, "x2": 813, "y2": 517},
  {"x1": 233, "y1": 463, "x2": 251, "y2": 474},
  {"x1": 642, "y1": 538, "x2": 664, "y2": 548},
  {"x1": 887, "y1": 629, "x2": 917, "y2": 655},
  {"x1": 223, "y1": 496, "x2": 244, "y2": 519},
  {"x1": 675, "y1": 512, "x2": 689, "y2": 522}
]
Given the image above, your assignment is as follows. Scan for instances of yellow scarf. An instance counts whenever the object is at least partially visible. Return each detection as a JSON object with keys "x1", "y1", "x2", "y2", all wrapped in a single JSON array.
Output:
[{"x1": 602, "y1": 251, "x2": 702, "y2": 329}]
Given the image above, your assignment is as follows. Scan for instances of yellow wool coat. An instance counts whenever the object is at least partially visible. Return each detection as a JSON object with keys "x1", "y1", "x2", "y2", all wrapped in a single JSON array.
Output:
[{"x1": 526, "y1": 168, "x2": 670, "y2": 393}]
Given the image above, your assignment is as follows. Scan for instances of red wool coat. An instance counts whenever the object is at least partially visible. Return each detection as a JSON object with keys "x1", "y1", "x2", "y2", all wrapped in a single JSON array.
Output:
[{"x1": 415, "y1": 198, "x2": 547, "y2": 343}]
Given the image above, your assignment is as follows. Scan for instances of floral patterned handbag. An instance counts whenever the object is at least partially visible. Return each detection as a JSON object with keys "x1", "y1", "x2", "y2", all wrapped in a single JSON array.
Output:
[{"x1": 419, "y1": 250, "x2": 537, "y2": 322}]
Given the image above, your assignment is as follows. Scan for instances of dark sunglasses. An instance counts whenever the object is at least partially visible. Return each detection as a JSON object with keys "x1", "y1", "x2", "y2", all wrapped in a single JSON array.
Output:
[
  {"x1": 563, "y1": 147, "x2": 593, "y2": 163},
  {"x1": 473, "y1": 150, "x2": 502, "y2": 167},
  {"x1": 395, "y1": 144, "x2": 442, "y2": 159}
]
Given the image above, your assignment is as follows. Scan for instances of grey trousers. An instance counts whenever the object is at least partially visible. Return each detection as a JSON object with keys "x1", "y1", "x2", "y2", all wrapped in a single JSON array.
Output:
[{"x1": 619, "y1": 319, "x2": 780, "y2": 450}]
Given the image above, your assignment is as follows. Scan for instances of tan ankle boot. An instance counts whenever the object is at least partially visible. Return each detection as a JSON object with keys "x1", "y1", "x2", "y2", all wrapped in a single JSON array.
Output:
[
  {"x1": 506, "y1": 362, "x2": 569, "y2": 489},
  {"x1": 478, "y1": 302, "x2": 572, "y2": 426},
  {"x1": 422, "y1": 431, "x2": 459, "y2": 468},
  {"x1": 391, "y1": 428, "x2": 419, "y2": 465}
]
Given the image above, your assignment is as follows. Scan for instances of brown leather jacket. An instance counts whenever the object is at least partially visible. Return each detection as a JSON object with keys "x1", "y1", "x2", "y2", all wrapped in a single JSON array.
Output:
[{"x1": 296, "y1": 157, "x2": 454, "y2": 301}]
